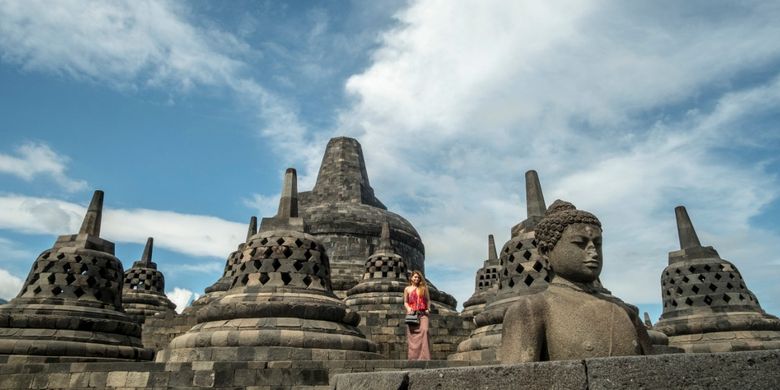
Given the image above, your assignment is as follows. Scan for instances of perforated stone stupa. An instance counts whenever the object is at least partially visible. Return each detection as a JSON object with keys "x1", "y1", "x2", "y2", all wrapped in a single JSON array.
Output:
[
  {"x1": 0, "y1": 191, "x2": 153, "y2": 362},
  {"x1": 184, "y1": 216, "x2": 258, "y2": 315},
  {"x1": 450, "y1": 170, "x2": 551, "y2": 361},
  {"x1": 122, "y1": 237, "x2": 176, "y2": 324},
  {"x1": 345, "y1": 222, "x2": 408, "y2": 311},
  {"x1": 654, "y1": 206, "x2": 780, "y2": 352},
  {"x1": 461, "y1": 235, "x2": 501, "y2": 321},
  {"x1": 157, "y1": 169, "x2": 380, "y2": 362}
]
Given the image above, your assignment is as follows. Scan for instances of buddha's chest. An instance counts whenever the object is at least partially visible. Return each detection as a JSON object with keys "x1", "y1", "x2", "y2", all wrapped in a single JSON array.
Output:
[{"x1": 544, "y1": 292, "x2": 642, "y2": 359}]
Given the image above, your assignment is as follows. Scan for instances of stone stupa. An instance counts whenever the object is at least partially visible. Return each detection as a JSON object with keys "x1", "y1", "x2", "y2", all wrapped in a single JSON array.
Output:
[
  {"x1": 0, "y1": 190, "x2": 153, "y2": 362},
  {"x1": 184, "y1": 216, "x2": 258, "y2": 314},
  {"x1": 450, "y1": 170, "x2": 551, "y2": 361},
  {"x1": 122, "y1": 237, "x2": 176, "y2": 324},
  {"x1": 345, "y1": 221, "x2": 408, "y2": 311},
  {"x1": 298, "y1": 137, "x2": 455, "y2": 310},
  {"x1": 157, "y1": 169, "x2": 380, "y2": 362},
  {"x1": 460, "y1": 235, "x2": 501, "y2": 321},
  {"x1": 654, "y1": 206, "x2": 780, "y2": 352}
]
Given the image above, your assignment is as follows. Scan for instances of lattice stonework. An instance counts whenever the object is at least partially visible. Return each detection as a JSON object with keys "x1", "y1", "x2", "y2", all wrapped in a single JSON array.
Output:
[
  {"x1": 125, "y1": 268, "x2": 165, "y2": 293},
  {"x1": 498, "y1": 237, "x2": 549, "y2": 292},
  {"x1": 364, "y1": 256, "x2": 407, "y2": 280},
  {"x1": 661, "y1": 260, "x2": 759, "y2": 310},
  {"x1": 476, "y1": 266, "x2": 500, "y2": 291},
  {"x1": 230, "y1": 234, "x2": 331, "y2": 291},
  {"x1": 19, "y1": 249, "x2": 123, "y2": 308}
]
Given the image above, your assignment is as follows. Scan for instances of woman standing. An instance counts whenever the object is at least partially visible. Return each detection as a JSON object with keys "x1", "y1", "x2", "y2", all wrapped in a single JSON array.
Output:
[{"x1": 404, "y1": 270, "x2": 431, "y2": 360}]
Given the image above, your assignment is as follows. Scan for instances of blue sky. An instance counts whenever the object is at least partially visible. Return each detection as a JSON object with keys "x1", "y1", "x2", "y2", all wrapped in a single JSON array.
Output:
[{"x1": 1, "y1": 0, "x2": 780, "y2": 323}]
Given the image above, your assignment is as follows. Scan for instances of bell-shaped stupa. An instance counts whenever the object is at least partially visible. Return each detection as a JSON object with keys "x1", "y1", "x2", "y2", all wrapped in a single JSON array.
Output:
[
  {"x1": 0, "y1": 191, "x2": 153, "y2": 362},
  {"x1": 654, "y1": 206, "x2": 780, "y2": 352},
  {"x1": 122, "y1": 237, "x2": 176, "y2": 323},
  {"x1": 345, "y1": 222, "x2": 408, "y2": 310},
  {"x1": 461, "y1": 235, "x2": 501, "y2": 321},
  {"x1": 184, "y1": 216, "x2": 258, "y2": 314},
  {"x1": 450, "y1": 170, "x2": 551, "y2": 361},
  {"x1": 157, "y1": 169, "x2": 380, "y2": 362}
]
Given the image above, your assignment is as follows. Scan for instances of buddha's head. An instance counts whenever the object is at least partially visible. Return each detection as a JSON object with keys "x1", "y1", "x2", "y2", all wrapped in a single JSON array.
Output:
[{"x1": 536, "y1": 200, "x2": 603, "y2": 283}]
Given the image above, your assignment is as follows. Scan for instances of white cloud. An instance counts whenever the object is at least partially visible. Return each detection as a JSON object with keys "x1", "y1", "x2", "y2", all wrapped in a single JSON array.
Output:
[
  {"x1": 0, "y1": 237, "x2": 34, "y2": 261},
  {"x1": 165, "y1": 287, "x2": 198, "y2": 314},
  {"x1": 0, "y1": 0, "x2": 313, "y2": 166},
  {"x1": 0, "y1": 194, "x2": 245, "y2": 258},
  {"x1": 242, "y1": 193, "x2": 280, "y2": 219},
  {"x1": 0, "y1": 268, "x2": 24, "y2": 301},
  {"x1": 0, "y1": 142, "x2": 87, "y2": 192},
  {"x1": 175, "y1": 262, "x2": 223, "y2": 275},
  {"x1": 337, "y1": 0, "x2": 780, "y2": 313}
]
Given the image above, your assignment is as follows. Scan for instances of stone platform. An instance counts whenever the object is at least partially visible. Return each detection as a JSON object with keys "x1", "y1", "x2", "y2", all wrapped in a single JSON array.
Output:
[
  {"x1": 0, "y1": 357, "x2": 481, "y2": 389},
  {"x1": 2, "y1": 350, "x2": 778, "y2": 389},
  {"x1": 333, "y1": 349, "x2": 780, "y2": 390}
]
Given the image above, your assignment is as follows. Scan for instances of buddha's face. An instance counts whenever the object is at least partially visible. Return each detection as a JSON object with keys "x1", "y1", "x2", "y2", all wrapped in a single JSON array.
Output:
[{"x1": 547, "y1": 223, "x2": 602, "y2": 283}]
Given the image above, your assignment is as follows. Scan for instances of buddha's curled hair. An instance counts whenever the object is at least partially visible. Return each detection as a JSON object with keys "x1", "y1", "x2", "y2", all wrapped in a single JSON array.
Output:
[{"x1": 535, "y1": 200, "x2": 601, "y2": 255}]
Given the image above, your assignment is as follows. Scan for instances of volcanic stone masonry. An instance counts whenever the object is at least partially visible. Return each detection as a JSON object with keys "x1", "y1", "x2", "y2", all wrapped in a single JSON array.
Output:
[
  {"x1": 654, "y1": 206, "x2": 780, "y2": 352},
  {"x1": 122, "y1": 237, "x2": 176, "y2": 325},
  {"x1": 450, "y1": 170, "x2": 551, "y2": 361},
  {"x1": 0, "y1": 190, "x2": 153, "y2": 362},
  {"x1": 156, "y1": 168, "x2": 382, "y2": 362}
]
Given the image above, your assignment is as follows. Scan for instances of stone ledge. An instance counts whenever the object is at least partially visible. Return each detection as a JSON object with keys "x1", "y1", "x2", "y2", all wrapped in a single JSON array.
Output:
[
  {"x1": 0, "y1": 358, "x2": 486, "y2": 389},
  {"x1": 332, "y1": 350, "x2": 780, "y2": 390}
]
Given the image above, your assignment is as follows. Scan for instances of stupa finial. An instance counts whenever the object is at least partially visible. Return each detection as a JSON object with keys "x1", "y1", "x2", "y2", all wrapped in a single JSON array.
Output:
[
  {"x1": 260, "y1": 168, "x2": 305, "y2": 232},
  {"x1": 525, "y1": 170, "x2": 546, "y2": 219},
  {"x1": 378, "y1": 221, "x2": 393, "y2": 252},
  {"x1": 675, "y1": 206, "x2": 702, "y2": 249},
  {"x1": 277, "y1": 168, "x2": 298, "y2": 218},
  {"x1": 141, "y1": 237, "x2": 154, "y2": 265},
  {"x1": 78, "y1": 190, "x2": 104, "y2": 236},
  {"x1": 488, "y1": 234, "x2": 498, "y2": 262},
  {"x1": 246, "y1": 216, "x2": 258, "y2": 242}
]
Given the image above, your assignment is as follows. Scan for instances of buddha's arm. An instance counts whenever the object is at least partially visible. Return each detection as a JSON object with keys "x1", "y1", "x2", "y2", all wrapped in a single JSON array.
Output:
[
  {"x1": 498, "y1": 296, "x2": 545, "y2": 363},
  {"x1": 628, "y1": 308, "x2": 655, "y2": 355}
]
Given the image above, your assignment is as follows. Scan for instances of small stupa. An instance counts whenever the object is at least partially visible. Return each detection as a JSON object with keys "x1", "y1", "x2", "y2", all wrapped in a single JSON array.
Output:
[
  {"x1": 184, "y1": 216, "x2": 258, "y2": 314},
  {"x1": 157, "y1": 169, "x2": 380, "y2": 362},
  {"x1": 122, "y1": 237, "x2": 176, "y2": 323},
  {"x1": 345, "y1": 222, "x2": 408, "y2": 310},
  {"x1": 460, "y1": 235, "x2": 501, "y2": 321},
  {"x1": 0, "y1": 191, "x2": 153, "y2": 362},
  {"x1": 450, "y1": 170, "x2": 551, "y2": 361},
  {"x1": 654, "y1": 206, "x2": 780, "y2": 352}
]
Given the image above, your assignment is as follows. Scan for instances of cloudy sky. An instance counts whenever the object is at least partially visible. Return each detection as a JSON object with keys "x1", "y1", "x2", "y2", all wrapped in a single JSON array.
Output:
[{"x1": 1, "y1": 0, "x2": 779, "y2": 321}]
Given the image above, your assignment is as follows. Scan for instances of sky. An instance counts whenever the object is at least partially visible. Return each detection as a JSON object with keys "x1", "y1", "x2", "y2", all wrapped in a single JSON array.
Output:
[{"x1": 1, "y1": 0, "x2": 779, "y2": 323}]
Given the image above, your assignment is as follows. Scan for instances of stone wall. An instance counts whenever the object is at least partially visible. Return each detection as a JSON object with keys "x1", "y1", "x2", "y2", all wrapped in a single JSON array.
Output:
[
  {"x1": 333, "y1": 349, "x2": 780, "y2": 390},
  {"x1": 356, "y1": 310, "x2": 473, "y2": 360},
  {"x1": 0, "y1": 357, "x2": 477, "y2": 389},
  {"x1": 140, "y1": 312, "x2": 197, "y2": 351}
]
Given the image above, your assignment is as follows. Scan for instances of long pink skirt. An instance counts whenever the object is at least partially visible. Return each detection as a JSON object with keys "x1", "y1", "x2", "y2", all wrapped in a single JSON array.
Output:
[{"x1": 407, "y1": 314, "x2": 431, "y2": 360}]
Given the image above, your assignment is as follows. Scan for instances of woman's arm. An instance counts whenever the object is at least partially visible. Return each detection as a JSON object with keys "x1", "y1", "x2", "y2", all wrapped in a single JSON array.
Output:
[{"x1": 403, "y1": 287, "x2": 413, "y2": 314}]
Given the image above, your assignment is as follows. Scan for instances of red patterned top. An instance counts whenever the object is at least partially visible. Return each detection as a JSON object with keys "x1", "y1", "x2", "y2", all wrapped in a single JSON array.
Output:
[{"x1": 407, "y1": 288, "x2": 429, "y2": 312}]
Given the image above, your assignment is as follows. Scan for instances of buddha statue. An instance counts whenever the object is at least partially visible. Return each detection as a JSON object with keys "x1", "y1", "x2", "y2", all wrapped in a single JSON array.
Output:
[{"x1": 499, "y1": 200, "x2": 652, "y2": 362}]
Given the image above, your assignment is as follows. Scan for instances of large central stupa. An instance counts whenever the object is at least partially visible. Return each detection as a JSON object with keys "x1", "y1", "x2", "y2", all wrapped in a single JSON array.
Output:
[{"x1": 298, "y1": 137, "x2": 425, "y2": 294}]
